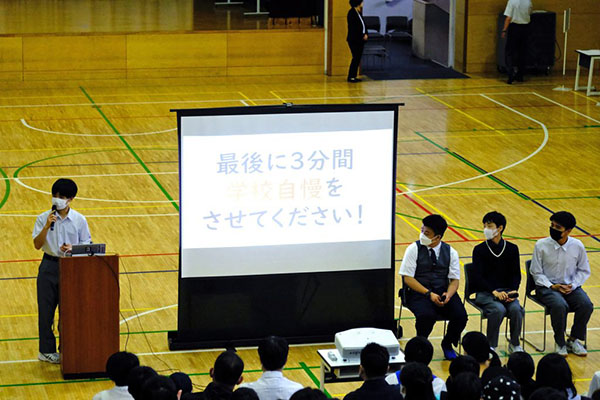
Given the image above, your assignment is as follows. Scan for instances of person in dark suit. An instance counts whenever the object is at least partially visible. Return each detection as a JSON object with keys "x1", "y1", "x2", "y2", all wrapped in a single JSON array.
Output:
[{"x1": 346, "y1": 0, "x2": 368, "y2": 82}]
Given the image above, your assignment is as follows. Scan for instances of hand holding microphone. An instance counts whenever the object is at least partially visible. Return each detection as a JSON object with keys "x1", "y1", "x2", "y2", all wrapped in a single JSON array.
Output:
[{"x1": 48, "y1": 205, "x2": 57, "y2": 231}]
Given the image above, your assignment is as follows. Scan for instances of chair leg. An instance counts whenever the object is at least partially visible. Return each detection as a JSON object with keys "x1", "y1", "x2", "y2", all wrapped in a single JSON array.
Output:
[{"x1": 522, "y1": 311, "x2": 546, "y2": 352}]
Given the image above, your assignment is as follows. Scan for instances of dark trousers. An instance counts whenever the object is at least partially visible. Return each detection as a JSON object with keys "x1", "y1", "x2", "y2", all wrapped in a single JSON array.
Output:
[
  {"x1": 505, "y1": 23, "x2": 529, "y2": 79},
  {"x1": 347, "y1": 40, "x2": 364, "y2": 79},
  {"x1": 536, "y1": 286, "x2": 593, "y2": 346},
  {"x1": 406, "y1": 289, "x2": 468, "y2": 347},
  {"x1": 474, "y1": 291, "x2": 524, "y2": 347},
  {"x1": 37, "y1": 257, "x2": 60, "y2": 353}
]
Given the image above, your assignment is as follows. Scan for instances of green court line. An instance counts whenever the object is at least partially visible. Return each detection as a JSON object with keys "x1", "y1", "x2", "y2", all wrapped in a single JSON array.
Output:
[
  {"x1": 532, "y1": 195, "x2": 600, "y2": 201},
  {"x1": 300, "y1": 361, "x2": 332, "y2": 398},
  {"x1": 0, "y1": 166, "x2": 10, "y2": 211},
  {"x1": 418, "y1": 124, "x2": 600, "y2": 134},
  {"x1": 80, "y1": 86, "x2": 179, "y2": 212}
]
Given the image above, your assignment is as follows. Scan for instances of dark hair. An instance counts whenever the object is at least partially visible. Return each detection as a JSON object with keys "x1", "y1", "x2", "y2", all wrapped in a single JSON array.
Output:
[
  {"x1": 349, "y1": 0, "x2": 362, "y2": 7},
  {"x1": 258, "y1": 336, "x2": 288, "y2": 371},
  {"x1": 51, "y1": 178, "x2": 78, "y2": 198},
  {"x1": 483, "y1": 211, "x2": 507, "y2": 233},
  {"x1": 400, "y1": 362, "x2": 435, "y2": 400},
  {"x1": 214, "y1": 350, "x2": 244, "y2": 386},
  {"x1": 550, "y1": 211, "x2": 576, "y2": 230},
  {"x1": 592, "y1": 388, "x2": 600, "y2": 400},
  {"x1": 482, "y1": 375, "x2": 521, "y2": 400},
  {"x1": 128, "y1": 366, "x2": 158, "y2": 400},
  {"x1": 506, "y1": 351, "x2": 534, "y2": 384},
  {"x1": 461, "y1": 331, "x2": 500, "y2": 366},
  {"x1": 480, "y1": 366, "x2": 514, "y2": 387},
  {"x1": 529, "y1": 387, "x2": 568, "y2": 400},
  {"x1": 360, "y1": 342, "x2": 389, "y2": 379},
  {"x1": 422, "y1": 214, "x2": 448, "y2": 238},
  {"x1": 232, "y1": 387, "x2": 260, "y2": 400},
  {"x1": 536, "y1": 353, "x2": 576, "y2": 396},
  {"x1": 404, "y1": 336, "x2": 434, "y2": 365},
  {"x1": 169, "y1": 372, "x2": 192, "y2": 394},
  {"x1": 448, "y1": 355, "x2": 480, "y2": 379},
  {"x1": 141, "y1": 375, "x2": 178, "y2": 400},
  {"x1": 289, "y1": 387, "x2": 329, "y2": 400},
  {"x1": 106, "y1": 351, "x2": 140, "y2": 386},
  {"x1": 447, "y1": 372, "x2": 481, "y2": 400}
]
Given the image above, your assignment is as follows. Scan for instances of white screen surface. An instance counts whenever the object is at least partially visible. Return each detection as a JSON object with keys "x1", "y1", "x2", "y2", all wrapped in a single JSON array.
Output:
[{"x1": 180, "y1": 110, "x2": 395, "y2": 278}]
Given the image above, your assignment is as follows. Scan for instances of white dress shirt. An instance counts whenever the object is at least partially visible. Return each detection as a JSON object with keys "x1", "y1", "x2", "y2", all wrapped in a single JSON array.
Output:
[
  {"x1": 356, "y1": 9, "x2": 366, "y2": 35},
  {"x1": 504, "y1": 0, "x2": 532, "y2": 24},
  {"x1": 386, "y1": 372, "x2": 446, "y2": 399},
  {"x1": 32, "y1": 208, "x2": 92, "y2": 257},
  {"x1": 239, "y1": 370, "x2": 303, "y2": 400},
  {"x1": 399, "y1": 241, "x2": 461, "y2": 280},
  {"x1": 92, "y1": 385, "x2": 134, "y2": 400},
  {"x1": 530, "y1": 236, "x2": 590, "y2": 289}
]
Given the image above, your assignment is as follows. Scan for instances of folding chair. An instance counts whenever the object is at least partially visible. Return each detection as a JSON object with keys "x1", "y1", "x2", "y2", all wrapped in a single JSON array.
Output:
[
  {"x1": 362, "y1": 16, "x2": 385, "y2": 41},
  {"x1": 397, "y1": 283, "x2": 448, "y2": 339},
  {"x1": 385, "y1": 16, "x2": 412, "y2": 41}
]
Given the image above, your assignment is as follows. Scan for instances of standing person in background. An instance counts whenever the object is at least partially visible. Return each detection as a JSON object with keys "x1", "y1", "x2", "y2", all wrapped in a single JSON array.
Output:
[
  {"x1": 346, "y1": 0, "x2": 368, "y2": 83},
  {"x1": 501, "y1": 0, "x2": 532, "y2": 84}
]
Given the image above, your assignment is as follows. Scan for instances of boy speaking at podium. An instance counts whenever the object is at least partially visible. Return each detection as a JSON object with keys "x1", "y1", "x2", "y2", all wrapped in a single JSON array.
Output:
[{"x1": 32, "y1": 178, "x2": 91, "y2": 364}]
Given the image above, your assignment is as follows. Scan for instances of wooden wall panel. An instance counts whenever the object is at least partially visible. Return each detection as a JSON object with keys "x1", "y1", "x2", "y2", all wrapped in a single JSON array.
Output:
[
  {"x1": 327, "y1": 0, "x2": 352, "y2": 76},
  {"x1": 0, "y1": 37, "x2": 22, "y2": 80}
]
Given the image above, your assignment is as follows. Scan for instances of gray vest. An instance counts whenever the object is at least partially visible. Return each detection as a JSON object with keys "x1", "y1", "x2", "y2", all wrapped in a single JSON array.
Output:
[{"x1": 414, "y1": 241, "x2": 451, "y2": 290}]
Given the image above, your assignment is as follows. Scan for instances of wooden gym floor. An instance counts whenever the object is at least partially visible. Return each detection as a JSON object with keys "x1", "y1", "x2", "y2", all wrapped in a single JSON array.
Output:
[{"x1": 0, "y1": 73, "x2": 599, "y2": 398}]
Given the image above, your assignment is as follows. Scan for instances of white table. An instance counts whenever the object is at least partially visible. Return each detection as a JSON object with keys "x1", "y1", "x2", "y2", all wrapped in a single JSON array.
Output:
[
  {"x1": 574, "y1": 50, "x2": 600, "y2": 96},
  {"x1": 316, "y1": 348, "x2": 405, "y2": 390}
]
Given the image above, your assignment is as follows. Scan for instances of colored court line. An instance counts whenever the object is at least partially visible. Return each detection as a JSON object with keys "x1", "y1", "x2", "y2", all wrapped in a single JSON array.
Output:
[
  {"x1": 80, "y1": 86, "x2": 179, "y2": 212},
  {"x1": 299, "y1": 361, "x2": 332, "y2": 398},
  {"x1": 238, "y1": 91, "x2": 257, "y2": 106},
  {"x1": 0, "y1": 145, "x2": 177, "y2": 154},
  {"x1": 270, "y1": 90, "x2": 287, "y2": 103},
  {"x1": 0, "y1": 167, "x2": 9, "y2": 211},
  {"x1": 0, "y1": 269, "x2": 178, "y2": 282},
  {"x1": 1, "y1": 159, "x2": 177, "y2": 170},
  {"x1": 0, "y1": 252, "x2": 178, "y2": 264}
]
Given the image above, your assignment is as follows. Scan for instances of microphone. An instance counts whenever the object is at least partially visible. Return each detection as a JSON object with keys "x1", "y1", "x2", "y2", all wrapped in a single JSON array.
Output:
[{"x1": 50, "y1": 205, "x2": 57, "y2": 231}]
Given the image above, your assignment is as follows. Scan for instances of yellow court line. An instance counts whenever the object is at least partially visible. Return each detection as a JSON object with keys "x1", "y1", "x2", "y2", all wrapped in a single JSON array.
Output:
[
  {"x1": 1, "y1": 204, "x2": 174, "y2": 214},
  {"x1": 0, "y1": 307, "x2": 155, "y2": 319},
  {"x1": 572, "y1": 90, "x2": 598, "y2": 102},
  {"x1": 238, "y1": 91, "x2": 257, "y2": 106},
  {"x1": 397, "y1": 127, "x2": 600, "y2": 142},
  {"x1": 397, "y1": 214, "x2": 421, "y2": 233},
  {"x1": 415, "y1": 87, "x2": 506, "y2": 136},
  {"x1": 0, "y1": 145, "x2": 178, "y2": 153},
  {"x1": 270, "y1": 90, "x2": 287, "y2": 103}
]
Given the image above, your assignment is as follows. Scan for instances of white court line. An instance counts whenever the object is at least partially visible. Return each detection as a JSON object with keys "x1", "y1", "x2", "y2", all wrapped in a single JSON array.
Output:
[
  {"x1": 396, "y1": 94, "x2": 549, "y2": 196},
  {"x1": 21, "y1": 118, "x2": 176, "y2": 137},
  {"x1": 120, "y1": 304, "x2": 177, "y2": 325},
  {"x1": 531, "y1": 92, "x2": 600, "y2": 124},
  {"x1": 240, "y1": 100, "x2": 249, "y2": 106},
  {"x1": 3, "y1": 171, "x2": 177, "y2": 181}
]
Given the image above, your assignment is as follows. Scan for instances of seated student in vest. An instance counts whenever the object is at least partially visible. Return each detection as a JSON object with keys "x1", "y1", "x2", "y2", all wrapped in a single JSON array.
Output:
[
  {"x1": 472, "y1": 211, "x2": 524, "y2": 353},
  {"x1": 399, "y1": 214, "x2": 468, "y2": 360},
  {"x1": 530, "y1": 211, "x2": 593, "y2": 356}
]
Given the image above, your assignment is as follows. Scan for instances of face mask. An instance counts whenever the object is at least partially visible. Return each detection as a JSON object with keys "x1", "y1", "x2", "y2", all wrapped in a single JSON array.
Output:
[
  {"x1": 420, "y1": 232, "x2": 433, "y2": 246},
  {"x1": 52, "y1": 197, "x2": 69, "y2": 211},
  {"x1": 483, "y1": 228, "x2": 497, "y2": 240},
  {"x1": 550, "y1": 227, "x2": 563, "y2": 242}
]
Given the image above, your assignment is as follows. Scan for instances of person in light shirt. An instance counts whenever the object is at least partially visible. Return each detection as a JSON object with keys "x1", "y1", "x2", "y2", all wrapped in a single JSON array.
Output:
[
  {"x1": 530, "y1": 211, "x2": 593, "y2": 356},
  {"x1": 501, "y1": 0, "x2": 532, "y2": 83}
]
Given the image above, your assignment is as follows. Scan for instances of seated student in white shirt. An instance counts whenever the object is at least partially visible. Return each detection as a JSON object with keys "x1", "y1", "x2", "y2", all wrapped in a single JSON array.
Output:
[
  {"x1": 239, "y1": 336, "x2": 303, "y2": 400},
  {"x1": 530, "y1": 211, "x2": 593, "y2": 356},
  {"x1": 93, "y1": 352, "x2": 139, "y2": 400}
]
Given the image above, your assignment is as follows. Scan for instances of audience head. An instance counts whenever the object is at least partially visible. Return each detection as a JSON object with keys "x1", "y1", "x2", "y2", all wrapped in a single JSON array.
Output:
[
  {"x1": 289, "y1": 387, "x2": 329, "y2": 400},
  {"x1": 536, "y1": 353, "x2": 576, "y2": 397},
  {"x1": 592, "y1": 388, "x2": 600, "y2": 400},
  {"x1": 421, "y1": 214, "x2": 448, "y2": 244},
  {"x1": 481, "y1": 366, "x2": 514, "y2": 388},
  {"x1": 258, "y1": 336, "x2": 289, "y2": 371},
  {"x1": 106, "y1": 351, "x2": 139, "y2": 387},
  {"x1": 482, "y1": 375, "x2": 521, "y2": 400},
  {"x1": 399, "y1": 362, "x2": 435, "y2": 400},
  {"x1": 232, "y1": 387, "x2": 260, "y2": 400},
  {"x1": 51, "y1": 178, "x2": 78, "y2": 199},
  {"x1": 483, "y1": 211, "x2": 506, "y2": 237},
  {"x1": 349, "y1": 0, "x2": 363, "y2": 9},
  {"x1": 169, "y1": 372, "x2": 192, "y2": 394},
  {"x1": 404, "y1": 336, "x2": 434, "y2": 366},
  {"x1": 550, "y1": 211, "x2": 576, "y2": 241},
  {"x1": 529, "y1": 387, "x2": 568, "y2": 400},
  {"x1": 447, "y1": 372, "x2": 481, "y2": 400},
  {"x1": 211, "y1": 350, "x2": 244, "y2": 387},
  {"x1": 449, "y1": 355, "x2": 480, "y2": 379},
  {"x1": 359, "y1": 342, "x2": 389, "y2": 380},
  {"x1": 141, "y1": 375, "x2": 180, "y2": 400},
  {"x1": 128, "y1": 366, "x2": 159, "y2": 400},
  {"x1": 462, "y1": 331, "x2": 500, "y2": 366},
  {"x1": 506, "y1": 351, "x2": 535, "y2": 384}
]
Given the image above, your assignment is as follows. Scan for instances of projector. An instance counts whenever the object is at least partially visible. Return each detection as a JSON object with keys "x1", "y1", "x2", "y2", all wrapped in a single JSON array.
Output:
[{"x1": 334, "y1": 328, "x2": 400, "y2": 362}]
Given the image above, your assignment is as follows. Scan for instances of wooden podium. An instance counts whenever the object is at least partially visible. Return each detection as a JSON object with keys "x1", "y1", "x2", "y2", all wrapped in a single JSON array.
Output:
[{"x1": 59, "y1": 255, "x2": 119, "y2": 379}]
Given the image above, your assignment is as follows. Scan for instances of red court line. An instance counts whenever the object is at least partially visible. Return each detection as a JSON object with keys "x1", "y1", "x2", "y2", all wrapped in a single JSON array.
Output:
[
  {"x1": 397, "y1": 188, "x2": 469, "y2": 241},
  {"x1": 0, "y1": 252, "x2": 178, "y2": 264}
]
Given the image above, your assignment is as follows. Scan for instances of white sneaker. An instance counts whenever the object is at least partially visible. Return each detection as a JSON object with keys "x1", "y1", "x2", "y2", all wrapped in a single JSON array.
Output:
[
  {"x1": 567, "y1": 339, "x2": 587, "y2": 357},
  {"x1": 38, "y1": 352, "x2": 60, "y2": 364},
  {"x1": 508, "y1": 344, "x2": 524, "y2": 354},
  {"x1": 555, "y1": 343, "x2": 568, "y2": 357}
]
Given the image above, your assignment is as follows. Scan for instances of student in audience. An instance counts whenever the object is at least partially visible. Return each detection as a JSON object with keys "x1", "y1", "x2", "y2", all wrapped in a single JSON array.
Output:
[
  {"x1": 239, "y1": 336, "x2": 302, "y2": 400},
  {"x1": 589, "y1": 372, "x2": 600, "y2": 399},
  {"x1": 592, "y1": 390, "x2": 600, "y2": 400},
  {"x1": 93, "y1": 351, "x2": 139, "y2": 400},
  {"x1": 399, "y1": 362, "x2": 435, "y2": 400},
  {"x1": 482, "y1": 375, "x2": 521, "y2": 400},
  {"x1": 480, "y1": 366, "x2": 514, "y2": 388},
  {"x1": 386, "y1": 337, "x2": 446, "y2": 398},
  {"x1": 530, "y1": 211, "x2": 593, "y2": 356},
  {"x1": 445, "y1": 354, "x2": 480, "y2": 391},
  {"x1": 128, "y1": 366, "x2": 159, "y2": 400},
  {"x1": 444, "y1": 372, "x2": 481, "y2": 400},
  {"x1": 461, "y1": 331, "x2": 501, "y2": 375},
  {"x1": 232, "y1": 388, "x2": 260, "y2": 400},
  {"x1": 289, "y1": 388, "x2": 330, "y2": 400},
  {"x1": 507, "y1": 351, "x2": 538, "y2": 400},
  {"x1": 472, "y1": 211, "x2": 524, "y2": 352},
  {"x1": 400, "y1": 214, "x2": 468, "y2": 360},
  {"x1": 170, "y1": 372, "x2": 193, "y2": 396},
  {"x1": 184, "y1": 350, "x2": 244, "y2": 400},
  {"x1": 536, "y1": 353, "x2": 590, "y2": 400},
  {"x1": 343, "y1": 343, "x2": 403, "y2": 400},
  {"x1": 142, "y1": 375, "x2": 182, "y2": 400},
  {"x1": 529, "y1": 387, "x2": 568, "y2": 400}
]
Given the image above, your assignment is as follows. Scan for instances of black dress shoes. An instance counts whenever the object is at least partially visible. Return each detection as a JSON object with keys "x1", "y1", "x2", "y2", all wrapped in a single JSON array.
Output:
[{"x1": 347, "y1": 78, "x2": 362, "y2": 83}]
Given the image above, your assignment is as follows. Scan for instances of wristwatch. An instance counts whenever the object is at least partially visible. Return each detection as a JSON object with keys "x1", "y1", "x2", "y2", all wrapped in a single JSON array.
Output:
[{"x1": 425, "y1": 289, "x2": 432, "y2": 298}]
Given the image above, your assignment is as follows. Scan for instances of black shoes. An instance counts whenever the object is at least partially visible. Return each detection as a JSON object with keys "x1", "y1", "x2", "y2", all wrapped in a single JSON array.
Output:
[{"x1": 347, "y1": 77, "x2": 362, "y2": 83}]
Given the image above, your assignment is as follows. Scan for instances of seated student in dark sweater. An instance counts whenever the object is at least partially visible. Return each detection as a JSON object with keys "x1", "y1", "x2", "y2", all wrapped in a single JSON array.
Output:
[
  {"x1": 472, "y1": 211, "x2": 524, "y2": 353},
  {"x1": 343, "y1": 343, "x2": 403, "y2": 400}
]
